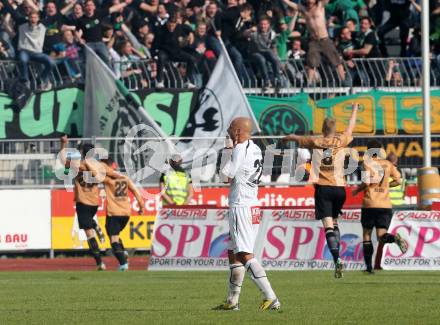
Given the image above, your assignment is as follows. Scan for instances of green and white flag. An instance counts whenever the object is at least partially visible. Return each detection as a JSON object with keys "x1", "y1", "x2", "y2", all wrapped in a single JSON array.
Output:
[{"x1": 83, "y1": 46, "x2": 173, "y2": 182}]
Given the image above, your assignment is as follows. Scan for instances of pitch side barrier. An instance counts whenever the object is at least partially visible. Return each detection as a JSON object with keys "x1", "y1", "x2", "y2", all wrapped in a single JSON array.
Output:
[
  {"x1": 0, "y1": 135, "x2": 431, "y2": 188},
  {"x1": 1, "y1": 57, "x2": 439, "y2": 95},
  {"x1": 0, "y1": 188, "x2": 438, "y2": 270},
  {"x1": 150, "y1": 206, "x2": 440, "y2": 271}
]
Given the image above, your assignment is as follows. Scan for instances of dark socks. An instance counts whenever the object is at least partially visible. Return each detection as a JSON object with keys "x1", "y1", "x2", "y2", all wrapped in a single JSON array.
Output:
[
  {"x1": 380, "y1": 233, "x2": 395, "y2": 244},
  {"x1": 325, "y1": 227, "x2": 339, "y2": 263},
  {"x1": 374, "y1": 242, "x2": 384, "y2": 270},
  {"x1": 333, "y1": 225, "x2": 341, "y2": 249},
  {"x1": 111, "y1": 241, "x2": 127, "y2": 266},
  {"x1": 363, "y1": 241, "x2": 374, "y2": 272},
  {"x1": 119, "y1": 239, "x2": 125, "y2": 250},
  {"x1": 87, "y1": 237, "x2": 102, "y2": 265}
]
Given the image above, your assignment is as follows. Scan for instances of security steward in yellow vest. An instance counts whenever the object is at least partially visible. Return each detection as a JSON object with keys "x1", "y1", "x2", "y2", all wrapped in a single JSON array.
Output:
[
  {"x1": 160, "y1": 154, "x2": 193, "y2": 206},
  {"x1": 387, "y1": 153, "x2": 406, "y2": 206}
]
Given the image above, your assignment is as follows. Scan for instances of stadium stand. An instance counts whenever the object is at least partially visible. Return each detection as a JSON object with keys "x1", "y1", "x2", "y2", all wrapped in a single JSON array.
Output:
[
  {"x1": 0, "y1": 0, "x2": 438, "y2": 187},
  {"x1": 0, "y1": 0, "x2": 438, "y2": 93}
]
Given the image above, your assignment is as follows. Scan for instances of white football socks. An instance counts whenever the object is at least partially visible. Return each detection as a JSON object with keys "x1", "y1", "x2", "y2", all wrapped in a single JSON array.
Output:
[
  {"x1": 245, "y1": 258, "x2": 276, "y2": 300},
  {"x1": 226, "y1": 263, "x2": 245, "y2": 305}
]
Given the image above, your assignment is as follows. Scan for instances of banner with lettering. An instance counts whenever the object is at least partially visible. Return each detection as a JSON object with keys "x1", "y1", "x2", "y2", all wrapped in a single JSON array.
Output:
[
  {"x1": 0, "y1": 87, "x2": 84, "y2": 138},
  {"x1": 150, "y1": 207, "x2": 366, "y2": 271},
  {"x1": 255, "y1": 208, "x2": 365, "y2": 270},
  {"x1": 248, "y1": 90, "x2": 440, "y2": 136},
  {"x1": 51, "y1": 190, "x2": 155, "y2": 250},
  {"x1": 2, "y1": 88, "x2": 440, "y2": 139},
  {"x1": 149, "y1": 207, "x2": 230, "y2": 270},
  {"x1": 381, "y1": 211, "x2": 440, "y2": 270}
]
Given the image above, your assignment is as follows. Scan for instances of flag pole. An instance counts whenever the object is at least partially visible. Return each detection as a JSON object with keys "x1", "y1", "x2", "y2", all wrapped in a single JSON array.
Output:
[
  {"x1": 421, "y1": 0, "x2": 431, "y2": 167},
  {"x1": 209, "y1": 23, "x2": 262, "y2": 133},
  {"x1": 84, "y1": 45, "x2": 176, "y2": 153}
]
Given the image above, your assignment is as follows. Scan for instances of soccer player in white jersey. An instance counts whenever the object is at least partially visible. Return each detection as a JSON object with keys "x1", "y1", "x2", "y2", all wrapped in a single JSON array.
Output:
[{"x1": 214, "y1": 117, "x2": 280, "y2": 311}]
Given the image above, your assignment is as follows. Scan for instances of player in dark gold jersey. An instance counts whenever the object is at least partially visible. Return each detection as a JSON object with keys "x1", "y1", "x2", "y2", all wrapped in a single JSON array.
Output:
[
  {"x1": 352, "y1": 140, "x2": 408, "y2": 273},
  {"x1": 283, "y1": 103, "x2": 358, "y2": 278},
  {"x1": 99, "y1": 159, "x2": 145, "y2": 271},
  {"x1": 60, "y1": 136, "x2": 122, "y2": 270}
]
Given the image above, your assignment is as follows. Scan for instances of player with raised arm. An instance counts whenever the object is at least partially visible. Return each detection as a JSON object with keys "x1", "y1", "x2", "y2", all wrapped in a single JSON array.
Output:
[
  {"x1": 283, "y1": 103, "x2": 358, "y2": 278},
  {"x1": 214, "y1": 117, "x2": 280, "y2": 311},
  {"x1": 96, "y1": 158, "x2": 145, "y2": 271},
  {"x1": 352, "y1": 140, "x2": 408, "y2": 274},
  {"x1": 60, "y1": 135, "x2": 122, "y2": 270}
]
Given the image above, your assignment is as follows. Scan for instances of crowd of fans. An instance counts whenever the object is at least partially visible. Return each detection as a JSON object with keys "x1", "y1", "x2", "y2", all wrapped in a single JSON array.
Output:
[{"x1": 0, "y1": 0, "x2": 439, "y2": 90}]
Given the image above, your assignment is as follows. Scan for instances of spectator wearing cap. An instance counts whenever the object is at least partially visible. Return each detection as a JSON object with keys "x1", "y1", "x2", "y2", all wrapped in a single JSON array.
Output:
[
  {"x1": 75, "y1": 0, "x2": 133, "y2": 66},
  {"x1": 17, "y1": 10, "x2": 55, "y2": 90},
  {"x1": 249, "y1": 16, "x2": 282, "y2": 89},
  {"x1": 160, "y1": 154, "x2": 193, "y2": 206}
]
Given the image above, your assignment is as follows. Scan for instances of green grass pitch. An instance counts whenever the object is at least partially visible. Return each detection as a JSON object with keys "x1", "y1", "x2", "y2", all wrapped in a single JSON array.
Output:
[{"x1": 0, "y1": 271, "x2": 439, "y2": 324}]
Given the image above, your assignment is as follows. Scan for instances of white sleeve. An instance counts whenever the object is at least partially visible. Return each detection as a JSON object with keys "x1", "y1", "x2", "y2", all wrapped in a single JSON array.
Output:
[{"x1": 222, "y1": 144, "x2": 246, "y2": 179}]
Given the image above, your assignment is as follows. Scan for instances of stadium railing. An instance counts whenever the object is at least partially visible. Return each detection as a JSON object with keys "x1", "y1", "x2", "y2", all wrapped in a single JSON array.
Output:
[
  {"x1": 0, "y1": 57, "x2": 439, "y2": 98},
  {"x1": 0, "y1": 135, "x2": 430, "y2": 188}
]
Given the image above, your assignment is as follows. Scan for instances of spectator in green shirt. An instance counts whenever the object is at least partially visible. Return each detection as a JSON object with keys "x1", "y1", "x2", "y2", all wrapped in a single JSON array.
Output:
[{"x1": 275, "y1": 10, "x2": 300, "y2": 61}]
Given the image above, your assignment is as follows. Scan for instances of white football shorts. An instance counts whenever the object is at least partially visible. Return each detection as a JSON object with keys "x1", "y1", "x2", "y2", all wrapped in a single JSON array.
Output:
[{"x1": 227, "y1": 206, "x2": 261, "y2": 254}]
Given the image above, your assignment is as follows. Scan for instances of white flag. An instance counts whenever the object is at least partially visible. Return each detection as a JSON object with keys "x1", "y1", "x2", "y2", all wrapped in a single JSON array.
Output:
[{"x1": 177, "y1": 43, "x2": 260, "y2": 175}]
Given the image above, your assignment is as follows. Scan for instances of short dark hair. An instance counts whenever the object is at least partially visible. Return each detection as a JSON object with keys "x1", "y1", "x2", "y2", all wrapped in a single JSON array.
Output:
[
  {"x1": 339, "y1": 26, "x2": 349, "y2": 36},
  {"x1": 360, "y1": 16, "x2": 372, "y2": 25},
  {"x1": 78, "y1": 143, "x2": 95, "y2": 159},
  {"x1": 258, "y1": 15, "x2": 271, "y2": 23},
  {"x1": 45, "y1": 1, "x2": 57, "y2": 7},
  {"x1": 168, "y1": 16, "x2": 178, "y2": 23},
  {"x1": 239, "y1": 3, "x2": 253, "y2": 12},
  {"x1": 367, "y1": 139, "x2": 383, "y2": 150},
  {"x1": 346, "y1": 18, "x2": 357, "y2": 25}
]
